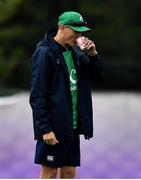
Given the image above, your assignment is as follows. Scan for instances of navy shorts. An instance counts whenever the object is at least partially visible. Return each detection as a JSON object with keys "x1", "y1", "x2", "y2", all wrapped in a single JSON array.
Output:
[{"x1": 34, "y1": 130, "x2": 80, "y2": 168}]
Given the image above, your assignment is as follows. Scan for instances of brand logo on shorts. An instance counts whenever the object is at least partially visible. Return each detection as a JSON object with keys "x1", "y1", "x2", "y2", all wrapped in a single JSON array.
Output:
[{"x1": 47, "y1": 155, "x2": 54, "y2": 162}]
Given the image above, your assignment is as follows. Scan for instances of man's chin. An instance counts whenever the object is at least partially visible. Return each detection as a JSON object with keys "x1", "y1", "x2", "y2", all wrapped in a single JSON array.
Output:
[{"x1": 70, "y1": 42, "x2": 77, "y2": 47}]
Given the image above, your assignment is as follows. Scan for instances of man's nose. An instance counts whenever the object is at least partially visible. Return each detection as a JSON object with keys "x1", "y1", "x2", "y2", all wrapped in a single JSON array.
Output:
[
  {"x1": 76, "y1": 34, "x2": 82, "y2": 39},
  {"x1": 78, "y1": 33, "x2": 82, "y2": 37},
  {"x1": 75, "y1": 31, "x2": 82, "y2": 37}
]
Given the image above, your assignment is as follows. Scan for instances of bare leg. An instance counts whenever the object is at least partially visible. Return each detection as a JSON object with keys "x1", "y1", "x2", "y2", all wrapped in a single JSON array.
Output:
[
  {"x1": 59, "y1": 166, "x2": 76, "y2": 179},
  {"x1": 39, "y1": 164, "x2": 57, "y2": 179}
]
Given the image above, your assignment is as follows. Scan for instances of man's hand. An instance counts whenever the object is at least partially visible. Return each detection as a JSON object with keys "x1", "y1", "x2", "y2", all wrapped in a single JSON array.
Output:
[
  {"x1": 43, "y1": 131, "x2": 59, "y2": 145},
  {"x1": 83, "y1": 37, "x2": 97, "y2": 56}
]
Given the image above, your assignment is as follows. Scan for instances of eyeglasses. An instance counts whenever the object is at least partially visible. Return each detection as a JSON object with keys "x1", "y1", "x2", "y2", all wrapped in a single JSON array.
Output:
[{"x1": 64, "y1": 21, "x2": 87, "y2": 27}]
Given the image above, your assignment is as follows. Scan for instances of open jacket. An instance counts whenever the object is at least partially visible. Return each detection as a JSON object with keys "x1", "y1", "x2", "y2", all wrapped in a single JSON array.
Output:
[{"x1": 29, "y1": 29, "x2": 103, "y2": 141}]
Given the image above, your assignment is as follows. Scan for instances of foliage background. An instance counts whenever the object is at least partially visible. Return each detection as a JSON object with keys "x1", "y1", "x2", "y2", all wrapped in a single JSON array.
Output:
[{"x1": 0, "y1": 0, "x2": 141, "y2": 90}]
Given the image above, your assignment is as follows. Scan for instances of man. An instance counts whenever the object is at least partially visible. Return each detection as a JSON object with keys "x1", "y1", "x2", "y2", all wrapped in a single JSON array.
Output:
[{"x1": 29, "y1": 11, "x2": 103, "y2": 178}]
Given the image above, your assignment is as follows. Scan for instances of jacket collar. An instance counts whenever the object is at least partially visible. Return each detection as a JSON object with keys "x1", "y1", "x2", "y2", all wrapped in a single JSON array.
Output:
[
  {"x1": 48, "y1": 37, "x2": 72, "y2": 83},
  {"x1": 40, "y1": 29, "x2": 89, "y2": 82}
]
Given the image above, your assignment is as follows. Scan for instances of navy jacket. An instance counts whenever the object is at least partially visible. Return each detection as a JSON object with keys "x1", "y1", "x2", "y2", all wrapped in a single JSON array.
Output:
[{"x1": 29, "y1": 29, "x2": 103, "y2": 141}]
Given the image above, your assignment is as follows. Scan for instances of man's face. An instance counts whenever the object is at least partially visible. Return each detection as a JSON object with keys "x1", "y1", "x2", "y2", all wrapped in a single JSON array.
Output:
[{"x1": 63, "y1": 27, "x2": 81, "y2": 47}]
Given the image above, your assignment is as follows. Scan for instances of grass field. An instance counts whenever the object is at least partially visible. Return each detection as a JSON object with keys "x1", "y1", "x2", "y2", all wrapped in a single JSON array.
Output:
[{"x1": 0, "y1": 92, "x2": 140, "y2": 178}]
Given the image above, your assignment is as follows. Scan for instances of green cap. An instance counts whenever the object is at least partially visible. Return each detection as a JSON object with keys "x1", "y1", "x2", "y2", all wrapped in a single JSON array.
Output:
[{"x1": 58, "y1": 11, "x2": 91, "y2": 32}]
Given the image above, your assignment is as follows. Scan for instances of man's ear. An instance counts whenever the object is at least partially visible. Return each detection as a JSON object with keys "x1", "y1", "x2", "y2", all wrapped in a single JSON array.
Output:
[
  {"x1": 59, "y1": 25, "x2": 66, "y2": 35},
  {"x1": 59, "y1": 25, "x2": 65, "y2": 30}
]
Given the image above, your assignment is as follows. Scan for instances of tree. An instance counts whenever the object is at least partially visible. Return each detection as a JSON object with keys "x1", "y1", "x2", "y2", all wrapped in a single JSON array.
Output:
[{"x1": 0, "y1": 0, "x2": 141, "y2": 90}]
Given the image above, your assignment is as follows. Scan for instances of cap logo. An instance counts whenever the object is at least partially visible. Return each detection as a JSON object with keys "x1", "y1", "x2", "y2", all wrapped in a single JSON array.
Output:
[{"x1": 79, "y1": 15, "x2": 84, "y2": 22}]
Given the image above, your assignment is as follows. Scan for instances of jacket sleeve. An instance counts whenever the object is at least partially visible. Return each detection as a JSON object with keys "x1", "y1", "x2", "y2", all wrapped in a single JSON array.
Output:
[
  {"x1": 29, "y1": 47, "x2": 53, "y2": 140},
  {"x1": 87, "y1": 54, "x2": 104, "y2": 82}
]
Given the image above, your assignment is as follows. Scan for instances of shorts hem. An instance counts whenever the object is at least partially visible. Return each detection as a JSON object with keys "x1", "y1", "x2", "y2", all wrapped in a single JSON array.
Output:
[{"x1": 34, "y1": 161, "x2": 80, "y2": 168}]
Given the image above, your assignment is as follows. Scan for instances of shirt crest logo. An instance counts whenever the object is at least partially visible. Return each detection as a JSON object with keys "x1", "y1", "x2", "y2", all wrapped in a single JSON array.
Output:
[{"x1": 70, "y1": 69, "x2": 77, "y2": 84}]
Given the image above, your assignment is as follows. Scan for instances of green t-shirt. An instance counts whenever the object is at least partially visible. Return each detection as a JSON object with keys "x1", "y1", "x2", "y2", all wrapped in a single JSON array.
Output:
[{"x1": 63, "y1": 51, "x2": 78, "y2": 129}]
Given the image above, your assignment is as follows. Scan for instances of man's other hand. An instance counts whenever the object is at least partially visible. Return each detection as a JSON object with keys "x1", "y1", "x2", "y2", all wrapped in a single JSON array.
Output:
[{"x1": 43, "y1": 131, "x2": 59, "y2": 145}]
